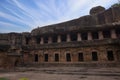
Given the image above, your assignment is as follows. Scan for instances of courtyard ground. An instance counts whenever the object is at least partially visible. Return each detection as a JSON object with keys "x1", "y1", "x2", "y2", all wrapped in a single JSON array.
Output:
[{"x1": 0, "y1": 67, "x2": 120, "y2": 80}]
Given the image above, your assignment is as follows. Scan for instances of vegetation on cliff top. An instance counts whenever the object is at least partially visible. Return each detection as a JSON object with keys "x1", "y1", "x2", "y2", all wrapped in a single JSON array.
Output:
[{"x1": 111, "y1": 2, "x2": 120, "y2": 7}]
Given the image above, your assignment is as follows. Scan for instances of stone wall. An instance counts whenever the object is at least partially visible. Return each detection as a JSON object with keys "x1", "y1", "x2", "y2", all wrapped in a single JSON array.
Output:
[
  {"x1": 0, "y1": 57, "x2": 22, "y2": 69},
  {"x1": 0, "y1": 33, "x2": 23, "y2": 69},
  {"x1": 0, "y1": 52, "x2": 18, "y2": 69},
  {"x1": 0, "y1": 6, "x2": 120, "y2": 68},
  {"x1": 23, "y1": 45, "x2": 120, "y2": 64}
]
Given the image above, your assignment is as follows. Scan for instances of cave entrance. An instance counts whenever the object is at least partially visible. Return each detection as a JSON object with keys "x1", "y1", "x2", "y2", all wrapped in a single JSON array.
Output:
[
  {"x1": 34, "y1": 54, "x2": 38, "y2": 62},
  {"x1": 78, "y1": 53, "x2": 84, "y2": 61},
  {"x1": 66, "y1": 53, "x2": 71, "y2": 62},
  {"x1": 44, "y1": 54, "x2": 48, "y2": 62}
]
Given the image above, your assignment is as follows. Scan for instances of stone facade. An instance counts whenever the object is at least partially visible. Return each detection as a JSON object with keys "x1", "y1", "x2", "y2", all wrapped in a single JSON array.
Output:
[{"x1": 0, "y1": 6, "x2": 120, "y2": 68}]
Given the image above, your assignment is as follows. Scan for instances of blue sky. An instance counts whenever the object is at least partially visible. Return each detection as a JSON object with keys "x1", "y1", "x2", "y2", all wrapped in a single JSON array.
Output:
[{"x1": 0, "y1": 0, "x2": 118, "y2": 33}]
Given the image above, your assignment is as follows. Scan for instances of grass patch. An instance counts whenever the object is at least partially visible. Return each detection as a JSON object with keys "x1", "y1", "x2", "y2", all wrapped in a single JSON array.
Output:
[
  {"x1": 0, "y1": 77, "x2": 9, "y2": 80},
  {"x1": 19, "y1": 78, "x2": 29, "y2": 80}
]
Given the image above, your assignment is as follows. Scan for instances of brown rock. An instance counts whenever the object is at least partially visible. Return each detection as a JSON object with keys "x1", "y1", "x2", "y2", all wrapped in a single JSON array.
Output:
[{"x1": 90, "y1": 6, "x2": 105, "y2": 15}]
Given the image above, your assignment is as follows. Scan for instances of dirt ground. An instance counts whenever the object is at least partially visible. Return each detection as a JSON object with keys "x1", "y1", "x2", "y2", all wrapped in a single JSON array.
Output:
[{"x1": 0, "y1": 67, "x2": 120, "y2": 80}]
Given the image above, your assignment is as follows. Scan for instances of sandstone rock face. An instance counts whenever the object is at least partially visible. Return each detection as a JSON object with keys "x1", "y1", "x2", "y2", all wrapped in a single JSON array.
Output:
[
  {"x1": 0, "y1": 6, "x2": 120, "y2": 69},
  {"x1": 31, "y1": 6, "x2": 120, "y2": 36},
  {"x1": 90, "y1": 6, "x2": 105, "y2": 15}
]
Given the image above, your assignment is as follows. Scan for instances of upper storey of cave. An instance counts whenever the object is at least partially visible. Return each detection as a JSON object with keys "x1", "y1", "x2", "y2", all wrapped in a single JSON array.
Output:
[{"x1": 31, "y1": 6, "x2": 120, "y2": 36}]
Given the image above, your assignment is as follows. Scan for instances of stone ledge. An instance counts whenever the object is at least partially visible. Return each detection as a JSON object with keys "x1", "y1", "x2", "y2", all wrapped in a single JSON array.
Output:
[
  {"x1": 23, "y1": 62, "x2": 120, "y2": 67},
  {"x1": 22, "y1": 39, "x2": 120, "y2": 50}
]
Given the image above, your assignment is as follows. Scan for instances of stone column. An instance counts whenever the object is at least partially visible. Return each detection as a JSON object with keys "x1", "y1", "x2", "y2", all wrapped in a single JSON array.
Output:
[
  {"x1": 11, "y1": 35, "x2": 15, "y2": 45},
  {"x1": 111, "y1": 29, "x2": 117, "y2": 39},
  {"x1": 77, "y1": 33, "x2": 82, "y2": 41},
  {"x1": 67, "y1": 34, "x2": 71, "y2": 42},
  {"x1": 57, "y1": 35, "x2": 61, "y2": 43},
  {"x1": 48, "y1": 36, "x2": 52, "y2": 44},
  {"x1": 22, "y1": 36, "x2": 26, "y2": 45},
  {"x1": 88, "y1": 32, "x2": 92, "y2": 40},
  {"x1": 40, "y1": 37, "x2": 44, "y2": 44},
  {"x1": 98, "y1": 31, "x2": 103, "y2": 40},
  {"x1": 31, "y1": 37, "x2": 35, "y2": 44}
]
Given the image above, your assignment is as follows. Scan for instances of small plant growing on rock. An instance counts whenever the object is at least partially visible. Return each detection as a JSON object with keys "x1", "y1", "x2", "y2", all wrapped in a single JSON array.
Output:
[{"x1": 19, "y1": 78, "x2": 29, "y2": 80}]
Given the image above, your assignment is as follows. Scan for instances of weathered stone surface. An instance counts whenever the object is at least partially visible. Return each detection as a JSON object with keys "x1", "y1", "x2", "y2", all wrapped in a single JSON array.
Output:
[
  {"x1": 90, "y1": 6, "x2": 105, "y2": 15},
  {"x1": 112, "y1": 6, "x2": 120, "y2": 22},
  {"x1": 22, "y1": 45, "x2": 120, "y2": 63},
  {"x1": 31, "y1": 6, "x2": 120, "y2": 36},
  {"x1": 0, "y1": 6, "x2": 120, "y2": 69}
]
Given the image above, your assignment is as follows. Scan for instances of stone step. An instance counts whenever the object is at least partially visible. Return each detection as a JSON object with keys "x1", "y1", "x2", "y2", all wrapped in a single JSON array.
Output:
[{"x1": 22, "y1": 62, "x2": 120, "y2": 68}]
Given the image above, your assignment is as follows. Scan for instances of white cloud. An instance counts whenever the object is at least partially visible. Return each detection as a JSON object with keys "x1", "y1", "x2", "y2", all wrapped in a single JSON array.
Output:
[
  {"x1": 0, "y1": 21, "x2": 18, "y2": 28},
  {"x1": 0, "y1": 0, "x2": 118, "y2": 32},
  {"x1": 0, "y1": 21, "x2": 24, "y2": 33},
  {"x1": 0, "y1": 11, "x2": 34, "y2": 28}
]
